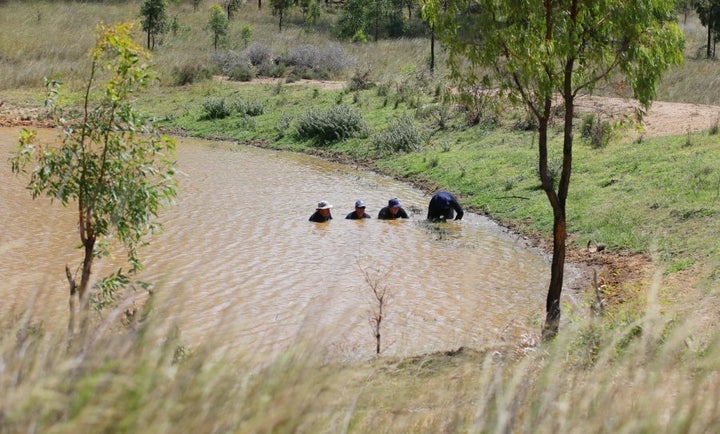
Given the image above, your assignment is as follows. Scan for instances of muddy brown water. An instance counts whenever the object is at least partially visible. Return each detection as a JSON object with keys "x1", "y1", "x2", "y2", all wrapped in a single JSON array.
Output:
[{"x1": 0, "y1": 127, "x2": 582, "y2": 362}]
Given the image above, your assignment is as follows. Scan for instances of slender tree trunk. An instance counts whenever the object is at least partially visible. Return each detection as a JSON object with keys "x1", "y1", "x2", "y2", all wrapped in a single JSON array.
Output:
[
  {"x1": 258, "y1": 0, "x2": 262, "y2": 9},
  {"x1": 78, "y1": 237, "x2": 96, "y2": 310},
  {"x1": 708, "y1": 25, "x2": 712, "y2": 59},
  {"x1": 430, "y1": 25, "x2": 435, "y2": 73},
  {"x1": 66, "y1": 265, "x2": 77, "y2": 336}
]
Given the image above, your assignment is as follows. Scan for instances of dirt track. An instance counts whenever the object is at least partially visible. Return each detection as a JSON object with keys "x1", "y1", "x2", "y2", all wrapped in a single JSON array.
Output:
[{"x1": 4, "y1": 84, "x2": 720, "y2": 137}]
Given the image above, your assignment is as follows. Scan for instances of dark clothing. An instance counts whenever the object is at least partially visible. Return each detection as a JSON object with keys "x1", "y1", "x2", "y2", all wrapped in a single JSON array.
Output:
[
  {"x1": 309, "y1": 211, "x2": 333, "y2": 222},
  {"x1": 346, "y1": 211, "x2": 371, "y2": 219},
  {"x1": 377, "y1": 206, "x2": 409, "y2": 220},
  {"x1": 427, "y1": 192, "x2": 464, "y2": 221}
]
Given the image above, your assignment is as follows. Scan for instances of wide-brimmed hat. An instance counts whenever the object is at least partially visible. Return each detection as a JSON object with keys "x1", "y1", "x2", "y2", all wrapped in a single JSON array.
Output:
[
  {"x1": 354, "y1": 199, "x2": 366, "y2": 208},
  {"x1": 388, "y1": 198, "x2": 401, "y2": 207},
  {"x1": 316, "y1": 200, "x2": 333, "y2": 210}
]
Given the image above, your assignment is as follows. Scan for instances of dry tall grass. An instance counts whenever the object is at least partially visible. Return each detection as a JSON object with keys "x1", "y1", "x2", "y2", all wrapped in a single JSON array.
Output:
[
  {"x1": 0, "y1": 1, "x2": 445, "y2": 92},
  {"x1": 3, "y1": 270, "x2": 720, "y2": 433}
]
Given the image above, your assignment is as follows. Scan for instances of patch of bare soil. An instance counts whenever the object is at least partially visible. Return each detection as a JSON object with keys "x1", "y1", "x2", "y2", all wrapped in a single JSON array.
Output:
[{"x1": 576, "y1": 95, "x2": 720, "y2": 138}]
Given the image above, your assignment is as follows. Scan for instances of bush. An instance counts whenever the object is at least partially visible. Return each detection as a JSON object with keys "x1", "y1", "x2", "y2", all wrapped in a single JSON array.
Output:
[
  {"x1": 201, "y1": 98, "x2": 231, "y2": 120},
  {"x1": 171, "y1": 62, "x2": 212, "y2": 86},
  {"x1": 581, "y1": 113, "x2": 613, "y2": 149},
  {"x1": 277, "y1": 44, "x2": 355, "y2": 79},
  {"x1": 372, "y1": 114, "x2": 425, "y2": 154},
  {"x1": 233, "y1": 99, "x2": 265, "y2": 116},
  {"x1": 295, "y1": 105, "x2": 368, "y2": 146},
  {"x1": 242, "y1": 42, "x2": 273, "y2": 66},
  {"x1": 211, "y1": 50, "x2": 247, "y2": 75},
  {"x1": 228, "y1": 64, "x2": 254, "y2": 82}
]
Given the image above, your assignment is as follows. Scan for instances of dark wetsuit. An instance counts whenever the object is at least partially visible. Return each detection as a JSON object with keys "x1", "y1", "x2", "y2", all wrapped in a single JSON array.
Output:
[
  {"x1": 427, "y1": 191, "x2": 464, "y2": 221},
  {"x1": 377, "y1": 206, "x2": 409, "y2": 220},
  {"x1": 309, "y1": 211, "x2": 333, "y2": 222},
  {"x1": 346, "y1": 211, "x2": 371, "y2": 219}
]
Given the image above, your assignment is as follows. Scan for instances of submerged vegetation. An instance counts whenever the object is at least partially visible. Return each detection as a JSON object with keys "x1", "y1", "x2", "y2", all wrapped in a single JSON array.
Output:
[{"x1": 2, "y1": 0, "x2": 720, "y2": 432}]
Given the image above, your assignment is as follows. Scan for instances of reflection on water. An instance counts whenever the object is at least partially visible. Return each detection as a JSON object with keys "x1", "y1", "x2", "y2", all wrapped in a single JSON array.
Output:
[{"x1": 0, "y1": 127, "x2": 581, "y2": 362}]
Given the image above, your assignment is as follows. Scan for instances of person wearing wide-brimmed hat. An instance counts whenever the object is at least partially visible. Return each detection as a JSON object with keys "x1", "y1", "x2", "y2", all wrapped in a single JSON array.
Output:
[
  {"x1": 377, "y1": 198, "x2": 408, "y2": 220},
  {"x1": 309, "y1": 200, "x2": 333, "y2": 222},
  {"x1": 346, "y1": 199, "x2": 371, "y2": 220}
]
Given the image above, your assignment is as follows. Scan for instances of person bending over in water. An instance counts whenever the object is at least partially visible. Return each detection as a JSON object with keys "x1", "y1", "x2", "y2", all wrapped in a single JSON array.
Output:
[
  {"x1": 378, "y1": 198, "x2": 409, "y2": 220},
  {"x1": 427, "y1": 191, "x2": 464, "y2": 221},
  {"x1": 309, "y1": 200, "x2": 333, "y2": 222}
]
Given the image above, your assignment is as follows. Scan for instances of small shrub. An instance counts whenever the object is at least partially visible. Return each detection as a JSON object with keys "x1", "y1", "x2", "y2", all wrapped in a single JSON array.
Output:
[
  {"x1": 277, "y1": 44, "x2": 355, "y2": 79},
  {"x1": 710, "y1": 117, "x2": 719, "y2": 135},
  {"x1": 171, "y1": 62, "x2": 212, "y2": 86},
  {"x1": 227, "y1": 64, "x2": 254, "y2": 82},
  {"x1": 352, "y1": 29, "x2": 368, "y2": 43},
  {"x1": 276, "y1": 113, "x2": 292, "y2": 138},
  {"x1": 456, "y1": 88, "x2": 501, "y2": 127},
  {"x1": 233, "y1": 99, "x2": 265, "y2": 116},
  {"x1": 201, "y1": 98, "x2": 231, "y2": 120},
  {"x1": 348, "y1": 68, "x2": 374, "y2": 92},
  {"x1": 581, "y1": 114, "x2": 613, "y2": 149},
  {"x1": 242, "y1": 42, "x2": 273, "y2": 66},
  {"x1": 372, "y1": 115, "x2": 425, "y2": 154},
  {"x1": 211, "y1": 50, "x2": 247, "y2": 75},
  {"x1": 295, "y1": 105, "x2": 368, "y2": 146}
]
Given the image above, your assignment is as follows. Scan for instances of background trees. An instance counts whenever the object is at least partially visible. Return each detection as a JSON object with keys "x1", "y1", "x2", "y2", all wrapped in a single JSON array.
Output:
[
  {"x1": 695, "y1": 0, "x2": 720, "y2": 58},
  {"x1": 140, "y1": 0, "x2": 169, "y2": 50},
  {"x1": 422, "y1": 0, "x2": 684, "y2": 338},
  {"x1": 10, "y1": 23, "x2": 177, "y2": 333},
  {"x1": 207, "y1": 3, "x2": 229, "y2": 49}
]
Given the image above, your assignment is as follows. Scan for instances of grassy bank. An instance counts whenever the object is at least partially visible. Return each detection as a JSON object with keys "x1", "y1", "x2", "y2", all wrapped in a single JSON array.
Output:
[{"x1": 3, "y1": 1, "x2": 720, "y2": 432}]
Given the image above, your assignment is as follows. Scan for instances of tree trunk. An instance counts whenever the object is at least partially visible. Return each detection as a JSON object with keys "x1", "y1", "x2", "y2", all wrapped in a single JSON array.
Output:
[
  {"x1": 430, "y1": 25, "x2": 435, "y2": 73},
  {"x1": 66, "y1": 265, "x2": 77, "y2": 335},
  {"x1": 258, "y1": 0, "x2": 262, "y2": 9},
  {"x1": 708, "y1": 25, "x2": 712, "y2": 59},
  {"x1": 78, "y1": 237, "x2": 95, "y2": 311}
]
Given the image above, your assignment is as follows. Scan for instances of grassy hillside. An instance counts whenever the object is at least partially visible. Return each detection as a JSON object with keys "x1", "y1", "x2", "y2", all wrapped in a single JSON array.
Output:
[{"x1": 3, "y1": 1, "x2": 720, "y2": 432}]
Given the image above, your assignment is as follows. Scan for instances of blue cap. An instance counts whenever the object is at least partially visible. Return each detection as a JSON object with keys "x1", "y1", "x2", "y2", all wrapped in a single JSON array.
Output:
[
  {"x1": 388, "y1": 198, "x2": 401, "y2": 207},
  {"x1": 355, "y1": 200, "x2": 366, "y2": 208}
]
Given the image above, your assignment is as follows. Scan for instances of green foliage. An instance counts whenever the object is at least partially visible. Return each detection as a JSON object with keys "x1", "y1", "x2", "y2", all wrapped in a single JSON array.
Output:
[
  {"x1": 294, "y1": 104, "x2": 368, "y2": 146},
  {"x1": 270, "y1": 0, "x2": 294, "y2": 31},
  {"x1": 581, "y1": 114, "x2": 613, "y2": 149},
  {"x1": 140, "y1": 0, "x2": 169, "y2": 50},
  {"x1": 171, "y1": 62, "x2": 212, "y2": 85},
  {"x1": 207, "y1": 3, "x2": 229, "y2": 50},
  {"x1": 337, "y1": 0, "x2": 426, "y2": 40},
  {"x1": 695, "y1": 0, "x2": 720, "y2": 58},
  {"x1": 233, "y1": 99, "x2": 265, "y2": 116},
  {"x1": 372, "y1": 114, "x2": 426, "y2": 154},
  {"x1": 227, "y1": 64, "x2": 255, "y2": 81},
  {"x1": 10, "y1": 23, "x2": 177, "y2": 311},
  {"x1": 239, "y1": 24, "x2": 253, "y2": 47},
  {"x1": 201, "y1": 98, "x2": 232, "y2": 119}
]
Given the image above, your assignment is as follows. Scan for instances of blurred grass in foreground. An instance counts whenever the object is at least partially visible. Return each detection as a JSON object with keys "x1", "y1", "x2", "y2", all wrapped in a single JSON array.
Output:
[{"x1": 2, "y1": 269, "x2": 720, "y2": 433}]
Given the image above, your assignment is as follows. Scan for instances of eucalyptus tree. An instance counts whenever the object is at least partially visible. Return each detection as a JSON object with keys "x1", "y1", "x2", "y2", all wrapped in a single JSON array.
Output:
[
  {"x1": 695, "y1": 0, "x2": 720, "y2": 58},
  {"x1": 10, "y1": 23, "x2": 177, "y2": 334},
  {"x1": 422, "y1": 0, "x2": 684, "y2": 339},
  {"x1": 140, "y1": 0, "x2": 169, "y2": 50},
  {"x1": 270, "y1": 0, "x2": 294, "y2": 31},
  {"x1": 224, "y1": 0, "x2": 243, "y2": 19},
  {"x1": 208, "y1": 3, "x2": 229, "y2": 49}
]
